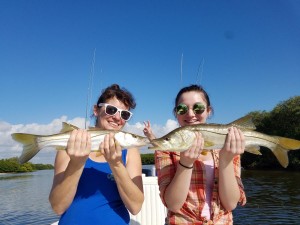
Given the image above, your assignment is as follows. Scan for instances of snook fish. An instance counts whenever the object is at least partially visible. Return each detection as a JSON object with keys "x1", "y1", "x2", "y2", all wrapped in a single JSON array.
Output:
[
  {"x1": 148, "y1": 116, "x2": 300, "y2": 168},
  {"x1": 12, "y1": 122, "x2": 150, "y2": 164}
]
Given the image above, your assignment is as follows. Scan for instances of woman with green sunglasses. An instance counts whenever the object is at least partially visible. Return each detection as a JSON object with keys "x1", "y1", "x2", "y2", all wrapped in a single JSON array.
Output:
[{"x1": 144, "y1": 84, "x2": 246, "y2": 225}]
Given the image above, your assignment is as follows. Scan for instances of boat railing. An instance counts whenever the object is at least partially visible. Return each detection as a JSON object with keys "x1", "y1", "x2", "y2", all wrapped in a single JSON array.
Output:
[{"x1": 129, "y1": 174, "x2": 167, "y2": 225}]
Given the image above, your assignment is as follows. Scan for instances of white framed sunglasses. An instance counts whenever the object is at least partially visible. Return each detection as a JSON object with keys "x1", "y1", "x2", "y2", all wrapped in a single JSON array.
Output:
[{"x1": 98, "y1": 103, "x2": 133, "y2": 121}]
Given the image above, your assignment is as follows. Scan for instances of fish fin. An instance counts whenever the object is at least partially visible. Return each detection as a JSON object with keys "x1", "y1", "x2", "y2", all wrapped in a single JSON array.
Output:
[
  {"x1": 95, "y1": 151, "x2": 103, "y2": 157},
  {"x1": 275, "y1": 136, "x2": 300, "y2": 150},
  {"x1": 271, "y1": 145, "x2": 289, "y2": 168},
  {"x1": 11, "y1": 133, "x2": 41, "y2": 164},
  {"x1": 55, "y1": 146, "x2": 66, "y2": 151},
  {"x1": 60, "y1": 122, "x2": 79, "y2": 133},
  {"x1": 246, "y1": 145, "x2": 262, "y2": 155},
  {"x1": 201, "y1": 150, "x2": 209, "y2": 155},
  {"x1": 204, "y1": 141, "x2": 215, "y2": 148},
  {"x1": 229, "y1": 115, "x2": 256, "y2": 130}
]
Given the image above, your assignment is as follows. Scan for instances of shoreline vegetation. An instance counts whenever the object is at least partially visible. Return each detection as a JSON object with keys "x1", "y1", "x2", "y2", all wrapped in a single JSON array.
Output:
[
  {"x1": 1, "y1": 96, "x2": 300, "y2": 173},
  {"x1": 0, "y1": 157, "x2": 54, "y2": 173}
]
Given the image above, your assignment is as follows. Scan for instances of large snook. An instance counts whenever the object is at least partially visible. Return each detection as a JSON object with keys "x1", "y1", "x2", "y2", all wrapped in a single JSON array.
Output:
[
  {"x1": 12, "y1": 122, "x2": 150, "y2": 164},
  {"x1": 149, "y1": 116, "x2": 300, "y2": 168}
]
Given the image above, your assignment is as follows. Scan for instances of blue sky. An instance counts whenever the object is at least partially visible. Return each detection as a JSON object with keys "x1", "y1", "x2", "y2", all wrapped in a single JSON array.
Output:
[{"x1": 1, "y1": 0, "x2": 300, "y2": 163}]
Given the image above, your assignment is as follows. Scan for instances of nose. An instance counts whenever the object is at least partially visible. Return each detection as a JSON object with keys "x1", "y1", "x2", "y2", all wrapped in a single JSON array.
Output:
[
  {"x1": 113, "y1": 111, "x2": 122, "y2": 120},
  {"x1": 187, "y1": 108, "x2": 195, "y2": 116}
]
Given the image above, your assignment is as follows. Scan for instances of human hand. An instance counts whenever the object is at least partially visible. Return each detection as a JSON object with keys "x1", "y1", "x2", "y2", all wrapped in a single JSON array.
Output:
[
  {"x1": 99, "y1": 133, "x2": 122, "y2": 166},
  {"x1": 179, "y1": 132, "x2": 204, "y2": 167},
  {"x1": 220, "y1": 127, "x2": 245, "y2": 161},
  {"x1": 143, "y1": 120, "x2": 156, "y2": 140},
  {"x1": 67, "y1": 129, "x2": 91, "y2": 163}
]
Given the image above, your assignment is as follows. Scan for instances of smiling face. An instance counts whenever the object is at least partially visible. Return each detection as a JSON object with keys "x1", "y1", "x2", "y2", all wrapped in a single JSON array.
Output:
[
  {"x1": 176, "y1": 91, "x2": 211, "y2": 127},
  {"x1": 94, "y1": 97, "x2": 129, "y2": 130},
  {"x1": 92, "y1": 84, "x2": 136, "y2": 130}
]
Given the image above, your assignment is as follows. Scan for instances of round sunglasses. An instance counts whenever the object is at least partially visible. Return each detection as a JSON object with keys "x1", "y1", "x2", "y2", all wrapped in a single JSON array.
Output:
[
  {"x1": 98, "y1": 103, "x2": 133, "y2": 121},
  {"x1": 176, "y1": 102, "x2": 206, "y2": 115}
]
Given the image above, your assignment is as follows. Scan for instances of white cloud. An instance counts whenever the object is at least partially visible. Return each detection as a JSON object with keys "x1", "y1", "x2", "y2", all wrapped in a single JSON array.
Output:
[{"x1": 0, "y1": 117, "x2": 177, "y2": 165}]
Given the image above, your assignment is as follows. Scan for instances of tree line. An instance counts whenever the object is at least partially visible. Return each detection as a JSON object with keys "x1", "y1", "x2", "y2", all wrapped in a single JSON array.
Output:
[{"x1": 0, "y1": 157, "x2": 54, "y2": 173}]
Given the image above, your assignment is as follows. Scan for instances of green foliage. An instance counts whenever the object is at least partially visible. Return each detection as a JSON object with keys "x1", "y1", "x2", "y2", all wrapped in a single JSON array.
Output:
[
  {"x1": 243, "y1": 96, "x2": 300, "y2": 170},
  {"x1": 269, "y1": 96, "x2": 300, "y2": 139},
  {"x1": 141, "y1": 153, "x2": 155, "y2": 165},
  {"x1": 33, "y1": 163, "x2": 54, "y2": 170},
  {"x1": 0, "y1": 157, "x2": 53, "y2": 173}
]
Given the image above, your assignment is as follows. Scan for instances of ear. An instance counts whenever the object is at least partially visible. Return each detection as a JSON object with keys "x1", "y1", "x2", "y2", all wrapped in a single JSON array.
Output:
[
  {"x1": 93, "y1": 105, "x2": 99, "y2": 116},
  {"x1": 207, "y1": 106, "x2": 213, "y2": 117}
]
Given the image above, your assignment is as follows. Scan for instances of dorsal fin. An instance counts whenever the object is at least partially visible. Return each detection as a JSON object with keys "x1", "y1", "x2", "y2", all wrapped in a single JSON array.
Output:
[
  {"x1": 229, "y1": 115, "x2": 256, "y2": 130},
  {"x1": 60, "y1": 122, "x2": 79, "y2": 133}
]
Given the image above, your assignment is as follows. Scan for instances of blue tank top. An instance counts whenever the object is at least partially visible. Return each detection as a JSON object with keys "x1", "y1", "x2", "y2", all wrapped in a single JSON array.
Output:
[{"x1": 58, "y1": 150, "x2": 130, "y2": 225}]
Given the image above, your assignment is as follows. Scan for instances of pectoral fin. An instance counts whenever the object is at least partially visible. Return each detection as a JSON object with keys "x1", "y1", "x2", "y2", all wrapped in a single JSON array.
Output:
[
  {"x1": 204, "y1": 140, "x2": 215, "y2": 148},
  {"x1": 246, "y1": 145, "x2": 262, "y2": 155},
  {"x1": 201, "y1": 150, "x2": 209, "y2": 155}
]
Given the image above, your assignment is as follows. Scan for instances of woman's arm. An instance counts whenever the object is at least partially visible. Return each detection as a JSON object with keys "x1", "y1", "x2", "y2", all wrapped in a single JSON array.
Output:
[
  {"x1": 101, "y1": 133, "x2": 144, "y2": 215},
  {"x1": 218, "y1": 127, "x2": 245, "y2": 211},
  {"x1": 49, "y1": 130, "x2": 91, "y2": 215},
  {"x1": 143, "y1": 120, "x2": 156, "y2": 140},
  {"x1": 159, "y1": 132, "x2": 204, "y2": 212}
]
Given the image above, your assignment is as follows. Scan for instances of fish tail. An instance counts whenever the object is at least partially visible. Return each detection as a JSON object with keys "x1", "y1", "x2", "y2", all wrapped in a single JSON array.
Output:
[
  {"x1": 271, "y1": 137, "x2": 300, "y2": 168},
  {"x1": 11, "y1": 133, "x2": 41, "y2": 164},
  {"x1": 276, "y1": 136, "x2": 300, "y2": 150}
]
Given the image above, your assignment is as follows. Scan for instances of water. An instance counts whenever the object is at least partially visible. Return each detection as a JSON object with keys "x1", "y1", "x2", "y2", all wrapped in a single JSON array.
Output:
[
  {"x1": 233, "y1": 170, "x2": 300, "y2": 225},
  {"x1": 0, "y1": 170, "x2": 299, "y2": 225},
  {"x1": 0, "y1": 170, "x2": 59, "y2": 225}
]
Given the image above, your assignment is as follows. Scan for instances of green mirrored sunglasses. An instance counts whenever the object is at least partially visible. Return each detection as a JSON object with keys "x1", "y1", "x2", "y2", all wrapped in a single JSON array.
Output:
[{"x1": 176, "y1": 102, "x2": 206, "y2": 115}]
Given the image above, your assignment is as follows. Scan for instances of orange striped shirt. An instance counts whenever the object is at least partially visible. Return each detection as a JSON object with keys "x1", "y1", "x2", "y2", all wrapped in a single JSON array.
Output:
[{"x1": 155, "y1": 150, "x2": 246, "y2": 225}]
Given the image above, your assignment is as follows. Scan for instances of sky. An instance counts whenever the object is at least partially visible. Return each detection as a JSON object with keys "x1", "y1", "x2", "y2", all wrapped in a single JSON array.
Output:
[{"x1": 1, "y1": 0, "x2": 300, "y2": 164}]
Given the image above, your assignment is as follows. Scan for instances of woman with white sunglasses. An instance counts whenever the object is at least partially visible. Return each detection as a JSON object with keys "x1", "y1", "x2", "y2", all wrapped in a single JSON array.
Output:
[{"x1": 49, "y1": 84, "x2": 144, "y2": 225}]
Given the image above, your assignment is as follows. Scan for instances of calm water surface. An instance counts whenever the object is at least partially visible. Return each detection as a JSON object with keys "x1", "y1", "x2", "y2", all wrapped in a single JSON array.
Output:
[
  {"x1": 0, "y1": 170, "x2": 59, "y2": 225},
  {"x1": 233, "y1": 170, "x2": 300, "y2": 225},
  {"x1": 0, "y1": 169, "x2": 299, "y2": 225}
]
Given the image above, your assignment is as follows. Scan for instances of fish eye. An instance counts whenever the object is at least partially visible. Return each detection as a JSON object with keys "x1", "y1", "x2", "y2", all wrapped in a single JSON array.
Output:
[
  {"x1": 132, "y1": 134, "x2": 137, "y2": 138},
  {"x1": 165, "y1": 137, "x2": 171, "y2": 141}
]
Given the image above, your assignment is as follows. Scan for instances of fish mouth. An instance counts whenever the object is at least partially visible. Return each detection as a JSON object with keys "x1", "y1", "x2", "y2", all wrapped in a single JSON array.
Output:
[
  {"x1": 148, "y1": 141, "x2": 162, "y2": 150},
  {"x1": 135, "y1": 138, "x2": 150, "y2": 147},
  {"x1": 148, "y1": 145, "x2": 156, "y2": 150}
]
